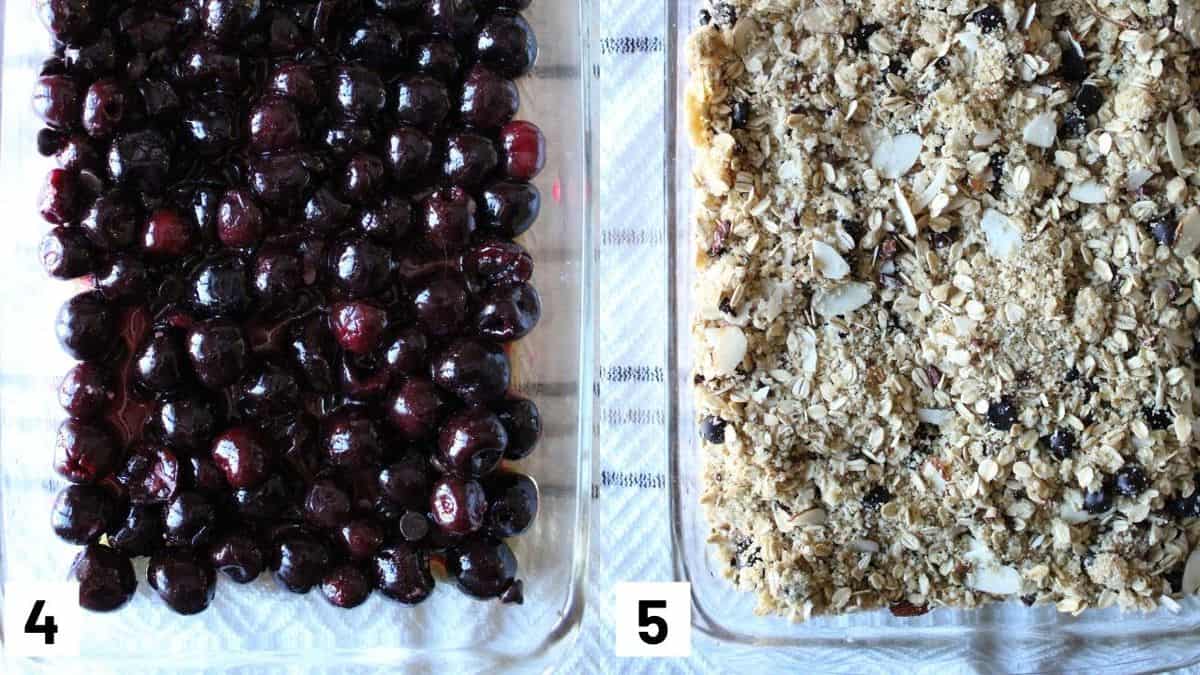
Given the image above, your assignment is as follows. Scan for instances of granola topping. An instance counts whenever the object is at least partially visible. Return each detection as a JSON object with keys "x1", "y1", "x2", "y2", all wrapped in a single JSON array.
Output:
[{"x1": 686, "y1": 0, "x2": 1200, "y2": 620}]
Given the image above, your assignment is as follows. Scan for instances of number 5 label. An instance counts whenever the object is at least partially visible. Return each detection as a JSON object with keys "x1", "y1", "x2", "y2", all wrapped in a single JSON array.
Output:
[
  {"x1": 614, "y1": 582, "x2": 691, "y2": 657},
  {"x1": 3, "y1": 582, "x2": 81, "y2": 657}
]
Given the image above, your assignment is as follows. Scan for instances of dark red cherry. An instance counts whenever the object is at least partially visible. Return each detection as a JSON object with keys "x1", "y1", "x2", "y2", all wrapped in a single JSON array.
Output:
[
  {"x1": 248, "y1": 153, "x2": 314, "y2": 209},
  {"x1": 186, "y1": 319, "x2": 248, "y2": 388},
  {"x1": 269, "y1": 62, "x2": 319, "y2": 107},
  {"x1": 80, "y1": 194, "x2": 138, "y2": 251},
  {"x1": 107, "y1": 129, "x2": 172, "y2": 193},
  {"x1": 58, "y1": 362, "x2": 113, "y2": 419},
  {"x1": 484, "y1": 471, "x2": 538, "y2": 537},
  {"x1": 343, "y1": 15, "x2": 406, "y2": 67},
  {"x1": 437, "y1": 406, "x2": 508, "y2": 477},
  {"x1": 495, "y1": 397, "x2": 541, "y2": 460},
  {"x1": 333, "y1": 64, "x2": 387, "y2": 119},
  {"x1": 500, "y1": 120, "x2": 545, "y2": 181},
  {"x1": 82, "y1": 79, "x2": 129, "y2": 138},
  {"x1": 377, "y1": 453, "x2": 432, "y2": 511},
  {"x1": 385, "y1": 378, "x2": 444, "y2": 441},
  {"x1": 72, "y1": 544, "x2": 137, "y2": 611},
  {"x1": 327, "y1": 236, "x2": 392, "y2": 297},
  {"x1": 321, "y1": 565, "x2": 372, "y2": 608},
  {"x1": 56, "y1": 291, "x2": 118, "y2": 360},
  {"x1": 395, "y1": 76, "x2": 450, "y2": 129},
  {"x1": 337, "y1": 519, "x2": 385, "y2": 560},
  {"x1": 178, "y1": 40, "x2": 242, "y2": 86},
  {"x1": 154, "y1": 397, "x2": 218, "y2": 451},
  {"x1": 209, "y1": 531, "x2": 264, "y2": 583},
  {"x1": 52, "y1": 484, "x2": 117, "y2": 544},
  {"x1": 238, "y1": 362, "x2": 300, "y2": 416},
  {"x1": 251, "y1": 247, "x2": 303, "y2": 301},
  {"x1": 32, "y1": 75, "x2": 80, "y2": 129},
  {"x1": 447, "y1": 538, "x2": 517, "y2": 598},
  {"x1": 54, "y1": 418, "x2": 119, "y2": 484},
  {"x1": 304, "y1": 187, "x2": 352, "y2": 233},
  {"x1": 430, "y1": 476, "x2": 486, "y2": 535},
  {"x1": 412, "y1": 276, "x2": 469, "y2": 337},
  {"x1": 321, "y1": 409, "x2": 383, "y2": 469},
  {"x1": 39, "y1": 168, "x2": 79, "y2": 225},
  {"x1": 249, "y1": 96, "x2": 302, "y2": 152},
  {"x1": 188, "y1": 254, "x2": 250, "y2": 317},
  {"x1": 332, "y1": 301, "x2": 389, "y2": 354},
  {"x1": 413, "y1": 39, "x2": 461, "y2": 81},
  {"x1": 40, "y1": 226, "x2": 95, "y2": 279},
  {"x1": 475, "y1": 10, "x2": 538, "y2": 77},
  {"x1": 304, "y1": 479, "x2": 352, "y2": 529},
  {"x1": 358, "y1": 197, "x2": 413, "y2": 243},
  {"x1": 431, "y1": 338, "x2": 511, "y2": 403},
  {"x1": 163, "y1": 490, "x2": 218, "y2": 548},
  {"x1": 341, "y1": 153, "x2": 386, "y2": 203},
  {"x1": 421, "y1": 187, "x2": 476, "y2": 250},
  {"x1": 476, "y1": 282, "x2": 541, "y2": 341},
  {"x1": 384, "y1": 126, "x2": 434, "y2": 183},
  {"x1": 272, "y1": 534, "x2": 331, "y2": 593},
  {"x1": 93, "y1": 255, "x2": 151, "y2": 302},
  {"x1": 108, "y1": 504, "x2": 164, "y2": 557},
  {"x1": 442, "y1": 132, "x2": 499, "y2": 187},
  {"x1": 201, "y1": 0, "x2": 262, "y2": 44},
  {"x1": 142, "y1": 208, "x2": 194, "y2": 258},
  {"x1": 459, "y1": 66, "x2": 518, "y2": 130},
  {"x1": 211, "y1": 427, "x2": 271, "y2": 489},
  {"x1": 117, "y1": 444, "x2": 181, "y2": 504},
  {"x1": 464, "y1": 240, "x2": 533, "y2": 286},
  {"x1": 181, "y1": 91, "x2": 241, "y2": 157},
  {"x1": 216, "y1": 189, "x2": 266, "y2": 248},
  {"x1": 371, "y1": 543, "x2": 433, "y2": 604},
  {"x1": 147, "y1": 552, "x2": 216, "y2": 614},
  {"x1": 134, "y1": 328, "x2": 188, "y2": 393},
  {"x1": 384, "y1": 328, "x2": 428, "y2": 376}
]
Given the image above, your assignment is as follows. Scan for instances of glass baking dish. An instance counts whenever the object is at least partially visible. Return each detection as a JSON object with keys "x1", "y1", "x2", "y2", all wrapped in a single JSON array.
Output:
[
  {"x1": 0, "y1": 0, "x2": 593, "y2": 671},
  {"x1": 665, "y1": 2, "x2": 1200, "y2": 671}
]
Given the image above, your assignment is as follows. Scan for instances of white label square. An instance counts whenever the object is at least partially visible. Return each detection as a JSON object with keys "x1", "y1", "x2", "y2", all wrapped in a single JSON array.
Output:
[
  {"x1": 614, "y1": 582, "x2": 691, "y2": 658},
  {"x1": 3, "y1": 582, "x2": 81, "y2": 657}
]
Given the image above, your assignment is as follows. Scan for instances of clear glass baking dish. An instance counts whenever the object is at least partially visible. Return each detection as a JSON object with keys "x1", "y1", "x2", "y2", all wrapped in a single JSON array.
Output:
[
  {"x1": 0, "y1": 0, "x2": 593, "y2": 671},
  {"x1": 666, "y1": 2, "x2": 1200, "y2": 671}
]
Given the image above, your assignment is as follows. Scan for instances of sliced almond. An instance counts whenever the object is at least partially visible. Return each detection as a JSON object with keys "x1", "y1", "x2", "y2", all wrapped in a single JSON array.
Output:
[
  {"x1": 1183, "y1": 549, "x2": 1200, "y2": 595},
  {"x1": 706, "y1": 325, "x2": 747, "y2": 375},
  {"x1": 917, "y1": 408, "x2": 954, "y2": 426},
  {"x1": 801, "y1": 6, "x2": 841, "y2": 34},
  {"x1": 1069, "y1": 181, "x2": 1107, "y2": 204},
  {"x1": 813, "y1": 282, "x2": 872, "y2": 317},
  {"x1": 849, "y1": 538, "x2": 880, "y2": 553},
  {"x1": 1022, "y1": 112, "x2": 1058, "y2": 148},
  {"x1": 894, "y1": 183, "x2": 918, "y2": 236},
  {"x1": 871, "y1": 133, "x2": 922, "y2": 179},
  {"x1": 812, "y1": 241, "x2": 850, "y2": 280},
  {"x1": 1127, "y1": 167, "x2": 1154, "y2": 192},
  {"x1": 980, "y1": 208, "x2": 1022, "y2": 259},
  {"x1": 973, "y1": 128, "x2": 1001, "y2": 147},
  {"x1": 968, "y1": 564, "x2": 1021, "y2": 595},
  {"x1": 1166, "y1": 113, "x2": 1186, "y2": 170},
  {"x1": 1175, "y1": 208, "x2": 1200, "y2": 257}
]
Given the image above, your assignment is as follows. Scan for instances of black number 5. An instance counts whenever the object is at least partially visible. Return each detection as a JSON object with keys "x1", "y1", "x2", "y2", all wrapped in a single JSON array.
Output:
[
  {"x1": 637, "y1": 600, "x2": 668, "y2": 645},
  {"x1": 25, "y1": 600, "x2": 58, "y2": 645}
]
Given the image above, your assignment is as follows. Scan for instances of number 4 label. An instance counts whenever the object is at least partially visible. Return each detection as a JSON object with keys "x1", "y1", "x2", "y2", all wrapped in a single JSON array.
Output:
[
  {"x1": 615, "y1": 582, "x2": 691, "y2": 657},
  {"x1": 3, "y1": 582, "x2": 81, "y2": 657}
]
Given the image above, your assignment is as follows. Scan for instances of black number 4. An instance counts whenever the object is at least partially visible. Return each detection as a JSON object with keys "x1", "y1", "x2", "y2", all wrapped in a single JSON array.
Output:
[
  {"x1": 637, "y1": 600, "x2": 668, "y2": 645},
  {"x1": 25, "y1": 600, "x2": 58, "y2": 645}
]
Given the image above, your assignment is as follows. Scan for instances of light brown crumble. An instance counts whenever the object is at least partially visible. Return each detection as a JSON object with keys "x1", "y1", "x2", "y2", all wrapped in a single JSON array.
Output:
[{"x1": 686, "y1": 0, "x2": 1200, "y2": 620}]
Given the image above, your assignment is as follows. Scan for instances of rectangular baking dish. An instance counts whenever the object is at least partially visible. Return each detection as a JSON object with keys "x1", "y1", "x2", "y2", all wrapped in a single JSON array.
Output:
[
  {"x1": 0, "y1": 0, "x2": 593, "y2": 672},
  {"x1": 665, "y1": 2, "x2": 1200, "y2": 671}
]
